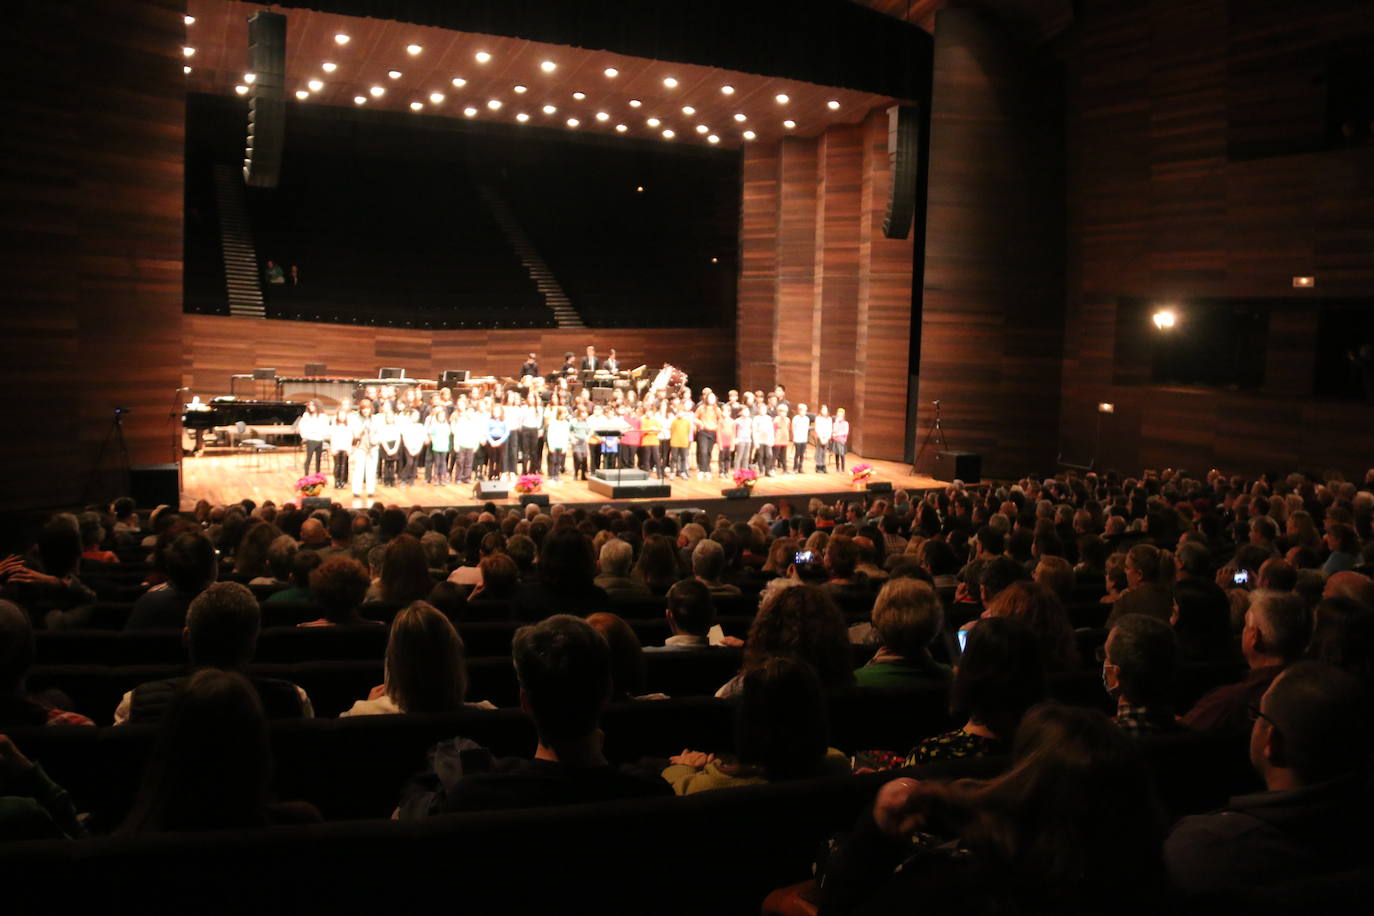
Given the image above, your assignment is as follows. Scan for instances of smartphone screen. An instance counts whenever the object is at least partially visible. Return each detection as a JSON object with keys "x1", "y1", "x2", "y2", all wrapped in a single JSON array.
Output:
[
  {"x1": 957, "y1": 628, "x2": 969, "y2": 653},
  {"x1": 794, "y1": 550, "x2": 814, "y2": 565}
]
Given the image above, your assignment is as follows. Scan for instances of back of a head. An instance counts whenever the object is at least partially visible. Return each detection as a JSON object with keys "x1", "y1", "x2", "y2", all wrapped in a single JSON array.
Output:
[
  {"x1": 478, "y1": 553, "x2": 519, "y2": 598},
  {"x1": 505, "y1": 534, "x2": 537, "y2": 573},
  {"x1": 586, "y1": 612, "x2": 646, "y2": 699},
  {"x1": 123, "y1": 668, "x2": 270, "y2": 833},
  {"x1": 1108, "y1": 613, "x2": 1179, "y2": 706},
  {"x1": 745, "y1": 585, "x2": 853, "y2": 688},
  {"x1": 381, "y1": 534, "x2": 433, "y2": 604},
  {"x1": 38, "y1": 518, "x2": 83, "y2": 579},
  {"x1": 598, "y1": 538, "x2": 634, "y2": 578},
  {"x1": 379, "y1": 507, "x2": 407, "y2": 541},
  {"x1": 328, "y1": 510, "x2": 353, "y2": 544},
  {"x1": 1127, "y1": 543, "x2": 1162, "y2": 582},
  {"x1": 1250, "y1": 589, "x2": 1313, "y2": 663},
  {"x1": 309, "y1": 557, "x2": 371, "y2": 620},
  {"x1": 955, "y1": 616, "x2": 1047, "y2": 739},
  {"x1": 692, "y1": 537, "x2": 726, "y2": 581},
  {"x1": 1174, "y1": 541, "x2": 1210, "y2": 578},
  {"x1": 513, "y1": 614, "x2": 611, "y2": 742},
  {"x1": 1307, "y1": 596, "x2": 1374, "y2": 688},
  {"x1": 980, "y1": 556, "x2": 1031, "y2": 602},
  {"x1": 825, "y1": 535, "x2": 859, "y2": 579},
  {"x1": 871, "y1": 578, "x2": 942, "y2": 658},
  {"x1": 1033, "y1": 556, "x2": 1074, "y2": 601},
  {"x1": 666, "y1": 579, "x2": 715, "y2": 637},
  {"x1": 386, "y1": 601, "x2": 466, "y2": 713},
  {"x1": 538, "y1": 528, "x2": 595, "y2": 589},
  {"x1": 266, "y1": 535, "x2": 298, "y2": 581},
  {"x1": 186, "y1": 582, "x2": 261, "y2": 669},
  {"x1": 986, "y1": 580, "x2": 1078, "y2": 670},
  {"x1": 735, "y1": 656, "x2": 829, "y2": 781},
  {"x1": 1264, "y1": 661, "x2": 1373, "y2": 784},
  {"x1": 164, "y1": 531, "x2": 218, "y2": 593},
  {"x1": 922, "y1": 539, "x2": 959, "y2": 577}
]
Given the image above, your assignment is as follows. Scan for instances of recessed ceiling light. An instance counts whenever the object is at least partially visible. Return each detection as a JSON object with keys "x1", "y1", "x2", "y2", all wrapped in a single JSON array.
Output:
[
  {"x1": 827, "y1": 100, "x2": 840, "y2": 110},
  {"x1": 183, "y1": 46, "x2": 195, "y2": 57},
  {"x1": 541, "y1": 60, "x2": 557, "y2": 73},
  {"x1": 572, "y1": 91, "x2": 586, "y2": 100},
  {"x1": 183, "y1": 65, "x2": 191, "y2": 74},
  {"x1": 475, "y1": 51, "x2": 491, "y2": 63},
  {"x1": 322, "y1": 62, "x2": 337, "y2": 73},
  {"x1": 388, "y1": 70, "x2": 402, "y2": 79},
  {"x1": 734, "y1": 113, "x2": 747, "y2": 122},
  {"x1": 334, "y1": 33, "x2": 350, "y2": 45},
  {"x1": 662, "y1": 128, "x2": 675, "y2": 138},
  {"x1": 567, "y1": 118, "x2": 580, "y2": 127},
  {"x1": 295, "y1": 90, "x2": 309, "y2": 100},
  {"x1": 429, "y1": 92, "x2": 445, "y2": 103},
  {"x1": 543, "y1": 104, "x2": 557, "y2": 115},
  {"x1": 234, "y1": 84, "x2": 248, "y2": 95},
  {"x1": 463, "y1": 107, "x2": 478, "y2": 117},
  {"x1": 513, "y1": 84, "x2": 527, "y2": 93},
  {"x1": 409, "y1": 101, "x2": 423, "y2": 111},
  {"x1": 244, "y1": 73, "x2": 256, "y2": 84},
  {"x1": 452, "y1": 77, "x2": 467, "y2": 88},
  {"x1": 696, "y1": 124, "x2": 709, "y2": 133},
  {"x1": 707, "y1": 135, "x2": 720, "y2": 144},
  {"x1": 682, "y1": 106, "x2": 695, "y2": 115},
  {"x1": 369, "y1": 85, "x2": 385, "y2": 97},
  {"x1": 307, "y1": 79, "x2": 324, "y2": 91},
  {"x1": 354, "y1": 96, "x2": 366, "y2": 105},
  {"x1": 776, "y1": 94, "x2": 790, "y2": 104},
  {"x1": 636, "y1": 186, "x2": 644, "y2": 192},
  {"x1": 487, "y1": 99, "x2": 502, "y2": 110},
  {"x1": 646, "y1": 117, "x2": 661, "y2": 127},
  {"x1": 615, "y1": 123, "x2": 628, "y2": 132},
  {"x1": 628, "y1": 99, "x2": 642, "y2": 108},
  {"x1": 604, "y1": 68, "x2": 619, "y2": 78},
  {"x1": 516, "y1": 112, "x2": 530, "y2": 122},
  {"x1": 184, "y1": 15, "x2": 196, "y2": 25},
  {"x1": 783, "y1": 119, "x2": 796, "y2": 129},
  {"x1": 595, "y1": 111, "x2": 610, "y2": 121},
  {"x1": 406, "y1": 44, "x2": 422, "y2": 56},
  {"x1": 663, "y1": 77, "x2": 678, "y2": 88},
  {"x1": 742, "y1": 130, "x2": 756, "y2": 140},
  {"x1": 721, "y1": 85, "x2": 734, "y2": 95}
]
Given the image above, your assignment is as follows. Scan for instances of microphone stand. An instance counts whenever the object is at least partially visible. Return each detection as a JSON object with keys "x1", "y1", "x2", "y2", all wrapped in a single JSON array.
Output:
[{"x1": 911, "y1": 399, "x2": 949, "y2": 477}]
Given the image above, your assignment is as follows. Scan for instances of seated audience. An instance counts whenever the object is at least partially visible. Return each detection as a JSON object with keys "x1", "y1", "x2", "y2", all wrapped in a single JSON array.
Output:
[
  {"x1": 655, "y1": 579, "x2": 716, "y2": 649},
  {"x1": 1171, "y1": 577, "x2": 1236, "y2": 663},
  {"x1": 593, "y1": 538, "x2": 650, "y2": 598},
  {"x1": 465, "y1": 553, "x2": 519, "y2": 607},
  {"x1": 343, "y1": 601, "x2": 490, "y2": 716},
  {"x1": 980, "y1": 580, "x2": 1079, "y2": 671},
  {"x1": 510, "y1": 528, "x2": 610, "y2": 621},
  {"x1": 77, "y1": 512, "x2": 118, "y2": 564},
  {"x1": 125, "y1": 531, "x2": 218, "y2": 630},
  {"x1": 1100, "y1": 613, "x2": 1181, "y2": 735},
  {"x1": 1306, "y1": 596, "x2": 1374, "y2": 688},
  {"x1": 0, "y1": 732, "x2": 87, "y2": 840},
  {"x1": 586, "y1": 612, "x2": 658, "y2": 701},
  {"x1": 633, "y1": 533, "x2": 681, "y2": 596},
  {"x1": 262, "y1": 549, "x2": 322, "y2": 606},
  {"x1": 2, "y1": 518, "x2": 97, "y2": 621},
  {"x1": 115, "y1": 582, "x2": 312, "y2": 724},
  {"x1": 301, "y1": 557, "x2": 377, "y2": 627},
  {"x1": 853, "y1": 579, "x2": 951, "y2": 688},
  {"x1": 1107, "y1": 543, "x2": 1173, "y2": 624},
  {"x1": 0, "y1": 600, "x2": 92, "y2": 727},
  {"x1": 717, "y1": 585, "x2": 854, "y2": 698},
  {"x1": 364, "y1": 533, "x2": 434, "y2": 605},
  {"x1": 689, "y1": 538, "x2": 741, "y2": 597}
]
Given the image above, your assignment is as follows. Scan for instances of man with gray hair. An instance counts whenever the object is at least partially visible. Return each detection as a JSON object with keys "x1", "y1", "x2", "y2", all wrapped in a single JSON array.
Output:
[
  {"x1": 1107, "y1": 542, "x2": 1174, "y2": 625},
  {"x1": 1182, "y1": 589, "x2": 1310, "y2": 733},
  {"x1": 691, "y1": 538, "x2": 741, "y2": 597},
  {"x1": 1100, "y1": 613, "x2": 1182, "y2": 735},
  {"x1": 593, "y1": 538, "x2": 649, "y2": 599}
]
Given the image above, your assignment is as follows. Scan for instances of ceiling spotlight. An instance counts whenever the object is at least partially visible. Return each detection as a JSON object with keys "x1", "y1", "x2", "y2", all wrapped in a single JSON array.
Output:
[
  {"x1": 307, "y1": 79, "x2": 324, "y2": 91},
  {"x1": 487, "y1": 98, "x2": 502, "y2": 110},
  {"x1": 604, "y1": 67, "x2": 619, "y2": 78},
  {"x1": 662, "y1": 128, "x2": 675, "y2": 139},
  {"x1": 733, "y1": 113, "x2": 747, "y2": 122},
  {"x1": 696, "y1": 124, "x2": 709, "y2": 134},
  {"x1": 183, "y1": 65, "x2": 191, "y2": 74},
  {"x1": 721, "y1": 85, "x2": 735, "y2": 95},
  {"x1": 295, "y1": 90, "x2": 309, "y2": 100},
  {"x1": 429, "y1": 92, "x2": 445, "y2": 103},
  {"x1": 1097, "y1": 402, "x2": 1116, "y2": 414},
  {"x1": 410, "y1": 101, "x2": 423, "y2": 111},
  {"x1": 543, "y1": 104, "x2": 557, "y2": 115},
  {"x1": 516, "y1": 112, "x2": 530, "y2": 122},
  {"x1": 463, "y1": 106, "x2": 478, "y2": 117},
  {"x1": 682, "y1": 106, "x2": 695, "y2": 116},
  {"x1": 711, "y1": 257, "x2": 719, "y2": 263},
  {"x1": 182, "y1": 46, "x2": 195, "y2": 57},
  {"x1": 595, "y1": 111, "x2": 610, "y2": 121},
  {"x1": 513, "y1": 84, "x2": 527, "y2": 94},
  {"x1": 354, "y1": 95, "x2": 366, "y2": 105},
  {"x1": 540, "y1": 60, "x2": 557, "y2": 73},
  {"x1": 234, "y1": 84, "x2": 248, "y2": 95},
  {"x1": 475, "y1": 50, "x2": 491, "y2": 63},
  {"x1": 663, "y1": 76, "x2": 678, "y2": 88},
  {"x1": 244, "y1": 73, "x2": 256, "y2": 84},
  {"x1": 707, "y1": 135, "x2": 720, "y2": 144},
  {"x1": 646, "y1": 117, "x2": 661, "y2": 127},
  {"x1": 783, "y1": 119, "x2": 796, "y2": 129},
  {"x1": 629, "y1": 99, "x2": 642, "y2": 108},
  {"x1": 452, "y1": 77, "x2": 467, "y2": 88},
  {"x1": 369, "y1": 85, "x2": 385, "y2": 97},
  {"x1": 406, "y1": 44, "x2": 422, "y2": 55},
  {"x1": 615, "y1": 123, "x2": 628, "y2": 132},
  {"x1": 1152, "y1": 309, "x2": 1177, "y2": 330},
  {"x1": 322, "y1": 62, "x2": 337, "y2": 73},
  {"x1": 827, "y1": 100, "x2": 840, "y2": 110},
  {"x1": 636, "y1": 186, "x2": 644, "y2": 193},
  {"x1": 742, "y1": 130, "x2": 756, "y2": 140},
  {"x1": 572, "y1": 91, "x2": 586, "y2": 100},
  {"x1": 388, "y1": 70, "x2": 402, "y2": 79},
  {"x1": 334, "y1": 33, "x2": 350, "y2": 45},
  {"x1": 1293, "y1": 275, "x2": 1316, "y2": 288},
  {"x1": 567, "y1": 118, "x2": 580, "y2": 127},
  {"x1": 184, "y1": 15, "x2": 196, "y2": 25},
  {"x1": 776, "y1": 93, "x2": 790, "y2": 104}
]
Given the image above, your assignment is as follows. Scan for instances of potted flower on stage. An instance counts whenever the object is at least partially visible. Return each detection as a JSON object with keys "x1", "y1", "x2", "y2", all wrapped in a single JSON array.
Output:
[
  {"x1": 295, "y1": 472, "x2": 328, "y2": 499},
  {"x1": 850, "y1": 463, "x2": 875, "y2": 488},
  {"x1": 722, "y1": 466, "x2": 758, "y2": 499},
  {"x1": 514, "y1": 473, "x2": 543, "y2": 495}
]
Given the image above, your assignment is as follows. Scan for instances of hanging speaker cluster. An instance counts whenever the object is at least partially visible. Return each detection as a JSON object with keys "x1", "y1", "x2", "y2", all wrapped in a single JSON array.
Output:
[
  {"x1": 882, "y1": 104, "x2": 920, "y2": 239},
  {"x1": 244, "y1": 10, "x2": 286, "y2": 188}
]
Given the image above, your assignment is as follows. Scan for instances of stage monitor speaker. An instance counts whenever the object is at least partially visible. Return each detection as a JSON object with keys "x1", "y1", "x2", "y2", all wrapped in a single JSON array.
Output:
[
  {"x1": 520, "y1": 494, "x2": 550, "y2": 508},
  {"x1": 865, "y1": 481, "x2": 894, "y2": 494},
  {"x1": 441, "y1": 370, "x2": 469, "y2": 387},
  {"x1": 378, "y1": 367, "x2": 405, "y2": 380},
  {"x1": 300, "y1": 496, "x2": 332, "y2": 512},
  {"x1": 304, "y1": 363, "x2": 326, "y2": 376},
  {"x1": 938, "y1": 451, "x2": 982, "y2": 484},
  {"x1": 882, "y1": 104, "x2": 921, "y2": 239},
  {"x1": 722, "y1": 487, "x2": 750, "y2": 500},
  {"x1": 475, "y1": 481, "x2": 509, "y2": 500},
  {"x1": 129, "y1": 464, "x2": 180, "y2": 509},
  {"x1": 244, "y1": 10, "x2": 286, "y2": 189}
]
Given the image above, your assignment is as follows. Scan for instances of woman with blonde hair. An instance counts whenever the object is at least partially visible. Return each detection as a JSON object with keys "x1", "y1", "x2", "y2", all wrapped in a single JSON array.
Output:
[{"x1": 341, "y1": 601, "x2": 477, "y2": 716}]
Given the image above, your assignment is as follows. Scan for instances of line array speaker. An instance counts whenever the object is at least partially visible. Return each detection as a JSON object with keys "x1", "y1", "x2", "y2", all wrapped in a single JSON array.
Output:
[
  {"x1": 882, "y1": 104, "x2": 921, "y2": 240},
  {"x1": 244, "y1": 10, "x2": 286, "y2": 189}
]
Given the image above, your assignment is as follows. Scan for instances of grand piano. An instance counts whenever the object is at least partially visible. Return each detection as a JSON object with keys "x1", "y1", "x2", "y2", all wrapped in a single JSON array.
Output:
[{"x1": 182, "y1": 397, "x2": 307, "y2": 453}]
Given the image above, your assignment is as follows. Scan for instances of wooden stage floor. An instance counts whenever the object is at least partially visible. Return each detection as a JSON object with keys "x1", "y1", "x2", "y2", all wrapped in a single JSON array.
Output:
[{"x1": 179, "y1": 450, "x2": 949, "y2": 511}]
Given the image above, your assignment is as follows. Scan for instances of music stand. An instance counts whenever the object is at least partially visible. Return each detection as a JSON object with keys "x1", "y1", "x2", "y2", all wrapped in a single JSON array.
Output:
[{"x1": 378, "y1": 367, "x2": 405, "y2": 380}]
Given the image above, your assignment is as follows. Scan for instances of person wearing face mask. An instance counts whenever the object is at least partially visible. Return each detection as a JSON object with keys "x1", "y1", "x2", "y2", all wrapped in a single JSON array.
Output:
[{"x1": 1098, "y1": 613, "x2": 1183, "y2": 736}]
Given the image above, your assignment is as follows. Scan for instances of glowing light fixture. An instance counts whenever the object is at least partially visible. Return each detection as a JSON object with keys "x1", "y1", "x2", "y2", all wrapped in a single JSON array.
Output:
[
  {"x1": 409, "y1": 101, "x2": 423, "y2": 111},
  {"x1": 513, "y1": 84, "x2": 527, "y2": 94},
  {"x1": 429, "y1": 92, "x2": 445, "y2": 104},
  {"x1": 595, "y1": 111, "x2": 610, "y2": 121},
  {"x1": 734, "y1": 113, "x2": 746, "y2": 122},
  {"x1": 1097, "y1": 402, "x2": 1116, "y2": 414},
  {"x1": 184, "y1": 15, "x2": 195, "y2": 25},
  {"x1": 354, "y1": 96, "x2": 366, "y2": 105},
  {"x1": 234, "y1": 84, "x2": 248, "y2": 95},
  {"x1": 542, "y1": 104, "x2": 557, "y2": 115},
  {"x1": 322, "y1": 62, "x2": 337, "y2": 73},
  {"x1": 775, "y1": 93, "x2": 789, "y2": 104},
  {"x1": 695, "y1": 124, "x2": 708, "y2": 134},
  {"x1": 487, "y1": 99, "x2": 502, "y2": 110},
  {"x1": 783, "y1": 119, "x2": 796, "y2": 129},
  {"x1": 369, "y1": 85, "x2": 385, "y2": 97},
  {"x1": 827, "y1": 100, "x2": 840, "y2": 110},
  {"x1": 244, "y1": 73, "x2": 256, "y2": 84},
  {"x1": 682, "y1": 106, "x2": 695, "y2": 116},
  {"x1": 475, "y1": 50, "x2": 491, "y2": 63},
  {"x1": 1293, "y1": 276, "x2": 1316, "y2": 288},
  {"x1": 406, "y1": 43, "x2": 422, "y2": 55},
  {"x1": 295, "y1": 90, "x2": 309, "y2": 100},
  {"x1": 742, "y1": 130, "x2": 756, "y2": 140},
  {"x1": 636, "y1": 186, "x2": 644, "y2": 192},
  {"x1": 721, "y1": 85, "x2": 734, "y2": 95},
  {"x1": 183, "y1": 46, "x2": 195, "y2": 57},
  {"x1": 183, "y1": 65, "x2": 191, "y2": 74},
  {"x1": 604, "y1": 67, "x2": 619, "y2": 78},
  {"x1": 388, "y1": 70, "x2": 402, "y2": 79},
  {"x1": 452, "y1": 77, "x2": 467, "y2": 88},
  {"x1": 540, "y1": 60, "x2": 557, "y2": 72},
  {"x1": 463, "y1": 107, "x2": 478, "y2": 117},
  {"x1": 662, "y1": 129, "x2": 675, "y2": 138},
  {"x1": 307, "y1": 79, "x2": 324, "y2": 91},
  {"x1": 516, "y1": 112, "x2": 530, "y2": 122},
  {"x1": 1152, "y1": 309, "x2": 1177, "y2": 330},
  {"x1": 566, "y1": 117, "x2": 580, "y2": 127},
  {"x1": 628, "y1": 99, "x2": 642, "y2": 108},
  {"x1": 663, "y1": 76, "x2": 678, "y2": 88},
  {"x1": 707, "y1": 135, "x2": 720, "y2": 144},
  {"x1": 615, "y1": 123, "x2": 628, "y2": 132},
  {"x1": 572, "y1": 91, "x2": 586, "y2": 100},
  {"x1": 334, "y1": 33, "x2": 350, "y2": 45},
  {"x1": 646, "y1": 117, "x2": 661, "y2": 127}
]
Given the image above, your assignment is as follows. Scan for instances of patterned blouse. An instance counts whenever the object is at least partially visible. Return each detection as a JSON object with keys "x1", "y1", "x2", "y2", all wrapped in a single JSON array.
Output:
[{"x1": 903, "y1": 728, "x2": 1002, "y2": 767}]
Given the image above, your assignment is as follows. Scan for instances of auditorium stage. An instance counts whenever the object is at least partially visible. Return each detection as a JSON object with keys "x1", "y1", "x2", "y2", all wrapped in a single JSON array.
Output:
[{"x1": 179, "y1": 451, "x2": 949, "y2": 512}]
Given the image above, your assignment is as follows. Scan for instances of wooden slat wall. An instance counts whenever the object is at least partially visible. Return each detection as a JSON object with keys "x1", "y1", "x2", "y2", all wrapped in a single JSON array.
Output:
[
  {"x1": 737, "y1": 144, "x2": 780, "y2": 393},
  {"x1": 0, "y1": 0, "x2": 185, "y2": 512},
  {"x1": 1061, "y1": 0, "x2": 1374, "y2": 478},
  {"x1": 183, "y1": 316, "x2": 736, "y2": 400},
  {"x1": 915, "y1": 7, "x2": 1066, "y2": 479},
  {"x1": 774, "y1": 138, "x2": 820, "y2": 401},
  {"x1": 816, "y1": 126, "x2": 864, "y2": 419}
]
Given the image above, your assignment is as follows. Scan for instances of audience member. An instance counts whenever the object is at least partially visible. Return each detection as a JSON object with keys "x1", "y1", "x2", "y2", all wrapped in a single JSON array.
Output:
[
  {"x1": 302, "y1": 557, "x2": 376, "y2": 627},
  {"x1": 342, "y1": 601, "x2": 487, "y2": 716},
  {"x1": 717, "y1": 585, "x2": 853, "y2": 697},
  {"x1": 593, "y1": 538, "x2": 650, "y2": 598},
  {"x1": 0, "y1": 600, "x2": 92, "y2": 727},
  {"x1": 124, "y1": 531, "x2": 218, "y2": 630},
  {"x1": 1100, "y1": 613, "x2": 1181, "y2": 735},
  {"x1": 656, "y1": 579, "x2": 716, "y2": 649},
  {"x1": 1107, "y1": 543, "x2": 1173, "y2": 624},
  {"x1": 853, "y1": 579, "x2": 951, "y2": 688}
]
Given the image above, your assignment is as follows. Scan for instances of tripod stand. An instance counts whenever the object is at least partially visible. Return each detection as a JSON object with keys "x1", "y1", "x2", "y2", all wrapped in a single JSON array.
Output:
[
  {"x1": 84, "y1": 408, "x2": 132, "y2": 504},
  {"x1": 911, "y1": 399, "x2": 948, "y2": 476}
]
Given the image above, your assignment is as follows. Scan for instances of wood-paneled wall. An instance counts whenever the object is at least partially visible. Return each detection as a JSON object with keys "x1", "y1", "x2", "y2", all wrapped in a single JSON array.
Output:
[
  {"x1": 915, "y1": 7, "x2": 1066, "y2": 480},
  {"x1": 1060, "y1": 0, "x2": 1374, "y2": 478},
  {"x1": 736, "y1": 109, "x2": 915, "y2": 460},
  {"x1": 0, "y1": 0, "x2": 185, "y2": 512},
  {"x1": 183, "y1": 316, "x2": 736, "y2": 400}
]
